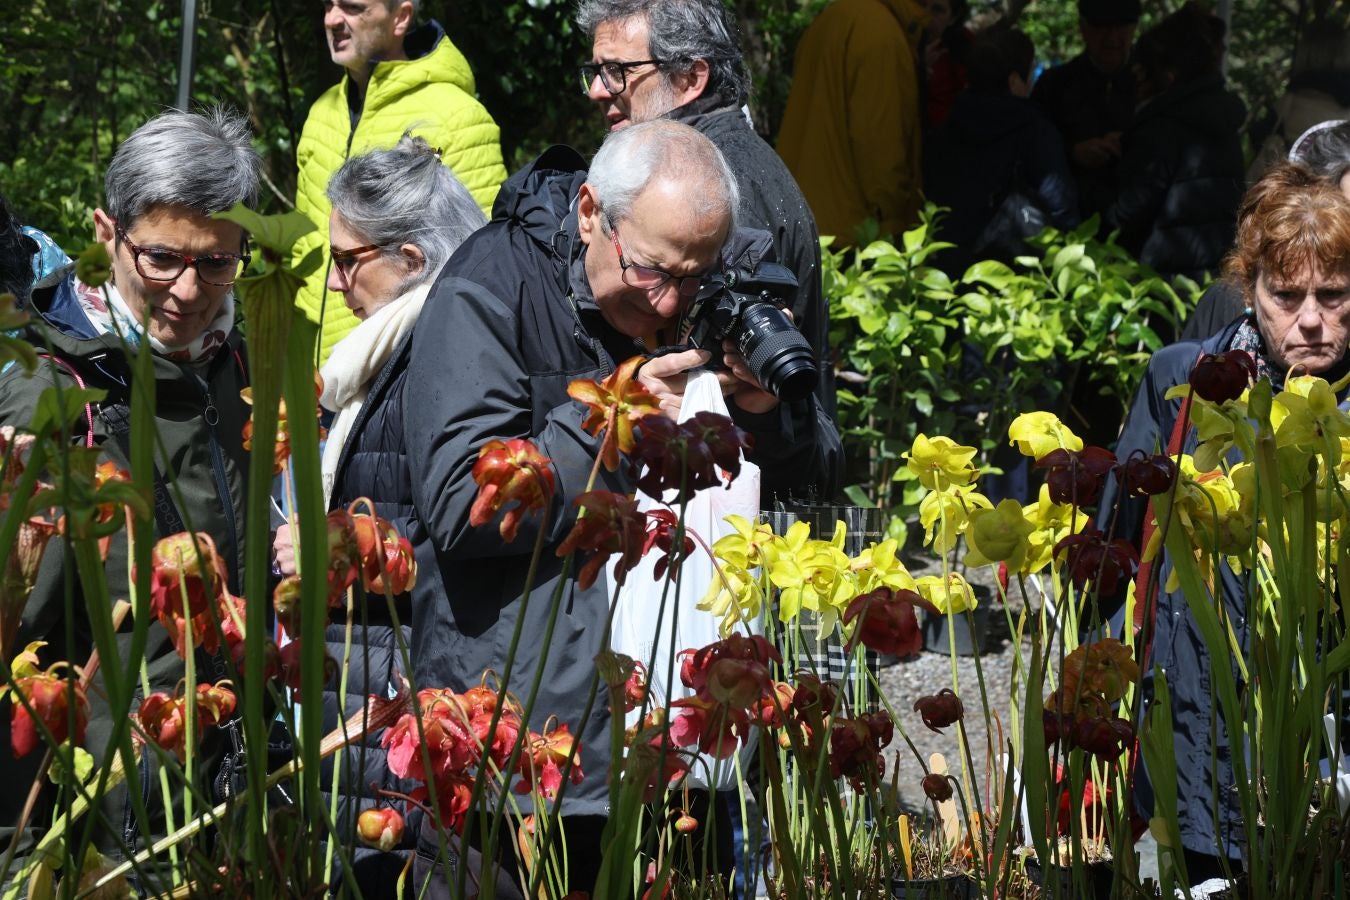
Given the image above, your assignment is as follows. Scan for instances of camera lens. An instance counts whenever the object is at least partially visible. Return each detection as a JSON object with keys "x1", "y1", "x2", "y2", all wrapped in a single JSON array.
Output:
[{"x1": 735, "y1": 303, "x2": 818, "y2": 403}]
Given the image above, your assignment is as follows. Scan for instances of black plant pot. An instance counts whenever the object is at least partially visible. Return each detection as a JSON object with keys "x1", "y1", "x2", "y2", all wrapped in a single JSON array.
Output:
[
  {"x1": 890, "y1": 872, "x2": 974, "y2": 899},
  {"x1": 921, "y1": 599, "x2": 993, "y2": 657},
  {"x1": 1024, "y1": 858, "x2": 1114, "y2": 899}
]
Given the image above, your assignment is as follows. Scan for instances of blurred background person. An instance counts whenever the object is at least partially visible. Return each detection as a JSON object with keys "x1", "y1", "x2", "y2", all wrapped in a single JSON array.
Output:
[
  {"x1": 1032, "y1": 0, "x2": 1139, "y2": 219},
  {"x1": 293, "y1": 0, "x2": 506, "y2": 367},
  {"x1": 778, "y1": 0, "x2": 927, "y2": 245},
  {"x1": 1104, "y1": 2, "x2": 1244, "y2": 284},
  {"x1": 924, "y1": 24, "x2": 1077, "y2": 276},
  {"x1": 1246, "y1": 31, "x2": 1350, "y2": 183},
  {"x1": 0, "y1": 196, "x2": 37, "y2": 308},
  {"x1": 920, "y1": 0, "x2": 972, "y2": 129}
]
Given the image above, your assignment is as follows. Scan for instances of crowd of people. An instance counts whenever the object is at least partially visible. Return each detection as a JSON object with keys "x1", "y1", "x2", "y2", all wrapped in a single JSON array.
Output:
[{"x1": 0, "y1": 0, "x2": 1345, "y2": 896}]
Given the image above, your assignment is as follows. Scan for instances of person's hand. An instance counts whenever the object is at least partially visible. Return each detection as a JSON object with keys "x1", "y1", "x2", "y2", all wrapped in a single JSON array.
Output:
[
  {"x1": 272, "y1": 522, "x2": 297, "y2": 578},
  {"x1": 1071, "y1": 136, "x2": 1121, "y2": 170},
  {"x1": 638, "y1": 348, "x2": 713, "y2": 420},
  {"x1": 716, "y1": 340, "x2": 779, "y2": 414},
  {"x1": 923, "y1": 36, "x2": 944, "y2": 73}
]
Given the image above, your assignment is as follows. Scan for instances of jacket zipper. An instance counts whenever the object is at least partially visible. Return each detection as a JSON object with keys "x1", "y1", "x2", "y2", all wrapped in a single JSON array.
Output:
[{"x1": 197, "y1": 373, "x2": 242, "y2": 593}]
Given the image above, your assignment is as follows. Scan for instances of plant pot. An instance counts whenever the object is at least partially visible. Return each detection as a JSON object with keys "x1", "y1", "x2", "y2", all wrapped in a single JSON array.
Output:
[
  {"x1": 890, "y1": 872, "x2": 974, "y2": 899},
  {"x1": 1024, "y1": 858, "x2": 1114, "y2": 899},
  {"x1": 921, "y1": 601, "x2": 993, "y2": 657}
]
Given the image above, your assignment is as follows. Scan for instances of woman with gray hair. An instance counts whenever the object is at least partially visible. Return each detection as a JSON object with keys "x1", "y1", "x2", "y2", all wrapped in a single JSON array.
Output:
[
  {"x1": 0, "y1": 107, "x2": 259, "y2": 880},
  {"x1": 271, "y1": 132, "x2": 484, "y2": 896},
  {"x1": 316, "y1": 132, "x2": 484, "y2": 505}
]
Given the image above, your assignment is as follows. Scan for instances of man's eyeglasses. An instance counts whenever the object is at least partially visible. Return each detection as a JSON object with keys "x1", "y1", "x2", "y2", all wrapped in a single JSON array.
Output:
[
  {"x1": 607, "y1": 220, "x2": 711, "y2": 298},
  {"x1": 330, "y1": 243, "x2": 387, "y2": 278},
  {"x1": 578, "y1": 59, "x2": 665, "y2": 95},
  {"x1": 116, "y1": 225, "x2": 249, "y2": 287}
]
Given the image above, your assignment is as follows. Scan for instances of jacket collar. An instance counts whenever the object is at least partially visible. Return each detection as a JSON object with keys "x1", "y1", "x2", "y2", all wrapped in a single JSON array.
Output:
[
  {"x1": 27, "y1": 274, "x2": 243, "y2": 374},
  {"x1": 664, "y1": 92, "x2": 742, "y2": 131}
]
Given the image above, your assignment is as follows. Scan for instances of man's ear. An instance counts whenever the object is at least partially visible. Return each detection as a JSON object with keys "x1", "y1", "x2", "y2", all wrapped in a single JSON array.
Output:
[
  {"x1": 392, "y1": 0, "x2": 415, "y2": 38},
  {"x1": 671, "y1": 58, "x2": 711, "y2": 105},
  {"x1": 576, "y1": 183, "x2": 601, "y2": 247}
]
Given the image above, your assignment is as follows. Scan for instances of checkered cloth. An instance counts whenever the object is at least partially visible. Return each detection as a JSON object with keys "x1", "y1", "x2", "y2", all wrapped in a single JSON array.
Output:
[{"x1": 759, "y1": 502, "x2": 885, "y2": 714}]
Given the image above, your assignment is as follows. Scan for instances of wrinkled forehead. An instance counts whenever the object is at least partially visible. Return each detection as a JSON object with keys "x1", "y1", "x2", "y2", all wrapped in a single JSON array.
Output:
[
  {"x1": 618, "y1": 184, "x2": 729, "y2": 255},
  {"x1": 1258, "y1": 252, "x2": 1350, "y2": 290}
]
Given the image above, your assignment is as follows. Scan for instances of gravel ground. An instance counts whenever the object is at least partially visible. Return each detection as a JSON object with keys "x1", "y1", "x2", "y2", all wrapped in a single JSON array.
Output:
[
  {"x1": 872, "y1": 536, "x2": 1161, "y2": 888},
  {"x1": 877, "y1": 540, "x2": 1025, "y2": 817}
]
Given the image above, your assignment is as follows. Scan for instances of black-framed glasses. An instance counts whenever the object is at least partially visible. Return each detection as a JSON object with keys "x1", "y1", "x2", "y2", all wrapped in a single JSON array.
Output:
[
  {"x1": 607, "y1": 220, "x2": 711, "y2": 298},
  {"x1": 330, "y1": 243, "x2": 387, "y2": 278},
  {"x1": 578, "y1": 59, "x2": 665, "y2": 95},
  {"x1": 115, "y1": 225, "x2": 250, "y2": 287}
]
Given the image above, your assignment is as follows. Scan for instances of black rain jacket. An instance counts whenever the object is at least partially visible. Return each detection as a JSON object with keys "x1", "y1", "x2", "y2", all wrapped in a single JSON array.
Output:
[{"x1": 402, "y1": 145, "x2": 844, "y2": 820}]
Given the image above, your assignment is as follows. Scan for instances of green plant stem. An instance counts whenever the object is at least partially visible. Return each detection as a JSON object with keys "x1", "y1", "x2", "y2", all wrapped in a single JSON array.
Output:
[
  {"x1": 323, "y1": 588, "x2": 357, "y2": 888},
  {"x1": 457, "y1": 510, "x2": 556, "y2": 900}
]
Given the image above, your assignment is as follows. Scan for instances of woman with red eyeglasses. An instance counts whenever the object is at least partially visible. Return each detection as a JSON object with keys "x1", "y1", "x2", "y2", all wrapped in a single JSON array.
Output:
[{"x1": 0, "y1": 108, "x2": 260, "y2": 883}]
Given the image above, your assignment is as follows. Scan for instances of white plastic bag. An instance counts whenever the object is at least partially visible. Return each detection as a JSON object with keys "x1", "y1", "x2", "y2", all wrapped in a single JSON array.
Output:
[{"x1": 609, "y1": 370, "x2": 761, "y2": 789}]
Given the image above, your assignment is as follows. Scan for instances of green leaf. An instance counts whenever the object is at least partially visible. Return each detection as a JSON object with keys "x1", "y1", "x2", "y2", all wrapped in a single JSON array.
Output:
[
  {"x1": 842, "y1": 484, "x2": 875, "y2": 507},
  {"x1": 1051, "y1": 243, "x2": 1085, "y2": 277},
  {"x1": 213, "y1": 205, "x2": 316, "y2": 259},
  {"x1": 960, "y1": 260, "x2": 1015, "y2": 289},
  {"x1": 49, "y1": 746, "x2": 94, "y2": 786},
  {"x1": 30, "y1": 384, "x2": 107, "y2": 435},
  {"x1": 902, "y1": 222, "x2": 928, "y2": 253}
]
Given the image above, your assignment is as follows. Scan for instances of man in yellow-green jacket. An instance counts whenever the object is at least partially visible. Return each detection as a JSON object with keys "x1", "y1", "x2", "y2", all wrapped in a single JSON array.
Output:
[{"x1": 295, "y1": 0, "x2": 507, "y2": 364}]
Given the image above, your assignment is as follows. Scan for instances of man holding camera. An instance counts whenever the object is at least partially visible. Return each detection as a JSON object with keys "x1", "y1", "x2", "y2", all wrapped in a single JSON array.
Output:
[
  {"x1": 402, "y1": 120, "x2": 841, "y2": 895},
  {"x1": 576, "y1": 0, "x2": 835, "y2": 418}
]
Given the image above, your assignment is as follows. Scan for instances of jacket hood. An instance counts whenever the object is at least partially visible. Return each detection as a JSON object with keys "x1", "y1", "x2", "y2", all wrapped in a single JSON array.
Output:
[
  {"x1": 490, "y1": 145, "x2": 589, "y2": 259},
  {"x1": 946, "y1": 92, "x2": 1046, "y2": 145},
  {"x1": 365, "y1": 20, "x2": 476, "y2": 100},
  {"x1": 1137, "y1": 73, "x2": 1246, "y2": 137}
]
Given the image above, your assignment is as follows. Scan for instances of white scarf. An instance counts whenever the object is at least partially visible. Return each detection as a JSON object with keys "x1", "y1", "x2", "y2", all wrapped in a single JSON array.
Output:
[
  {"x1": 319, "y1": 282, "x2": 432, "y2": 504},
  {"x1": 73, "y1": 278, "x2": 235, "y2": 363}
]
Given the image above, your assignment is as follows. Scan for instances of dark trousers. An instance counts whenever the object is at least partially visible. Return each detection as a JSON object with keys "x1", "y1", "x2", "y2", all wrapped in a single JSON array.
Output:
[{"x1": 411, "y1": 814, "x2": 606, "y2": 899}]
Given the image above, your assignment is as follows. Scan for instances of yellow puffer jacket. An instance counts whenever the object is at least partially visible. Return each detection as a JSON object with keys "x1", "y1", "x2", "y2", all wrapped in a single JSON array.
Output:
[
  {"x1": 294, "y1": 21, "x2": 507, "y2": 363},
  {"x1": 777, "y1": 0, "x2": 926, "y2": 246}
]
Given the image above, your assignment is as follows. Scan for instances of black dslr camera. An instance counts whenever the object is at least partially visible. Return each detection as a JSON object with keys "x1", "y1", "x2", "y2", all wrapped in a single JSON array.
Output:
[{"x1": 681, "y1": 261, "x2": 818, "y2": 403}]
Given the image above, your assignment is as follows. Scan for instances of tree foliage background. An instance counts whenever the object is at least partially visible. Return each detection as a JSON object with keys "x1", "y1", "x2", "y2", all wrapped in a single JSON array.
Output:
[{"x1": 0, "y1": 0, "x2": 1329, "y2": 252}]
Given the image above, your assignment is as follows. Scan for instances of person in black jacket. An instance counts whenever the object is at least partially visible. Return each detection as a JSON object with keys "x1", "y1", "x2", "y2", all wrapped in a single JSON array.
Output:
[
  {"x1": 1032, "y1": 0, "x2": 1139, "y2": 218},
  {"x1": 576, "y1": 0, "x2": 836, "y2": 419},
  {"x1": 1105, "y1": 3, "x2": 1244, "y2": 283},
  {"x1": 403, "y1": 120, "x2": 842, "y2": 897},
  {"x1": 271, "y1": 133, "x2": 486, "y2": 897},
  {"x1": 1102, "y1": 162, "x2": 1350, "y2": 884},
  {"x1": 924, "y1": 24, "x2": 1078, "y2": 276}
]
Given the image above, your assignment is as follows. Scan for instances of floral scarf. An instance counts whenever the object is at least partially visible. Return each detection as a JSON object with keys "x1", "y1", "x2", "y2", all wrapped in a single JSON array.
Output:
[
  {"x1": 73, "y1": 278, "x2": 234, "y2": 364},
  {"x1": 1226, "y1": 314, "x2": 1275, "y2": 384}
]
